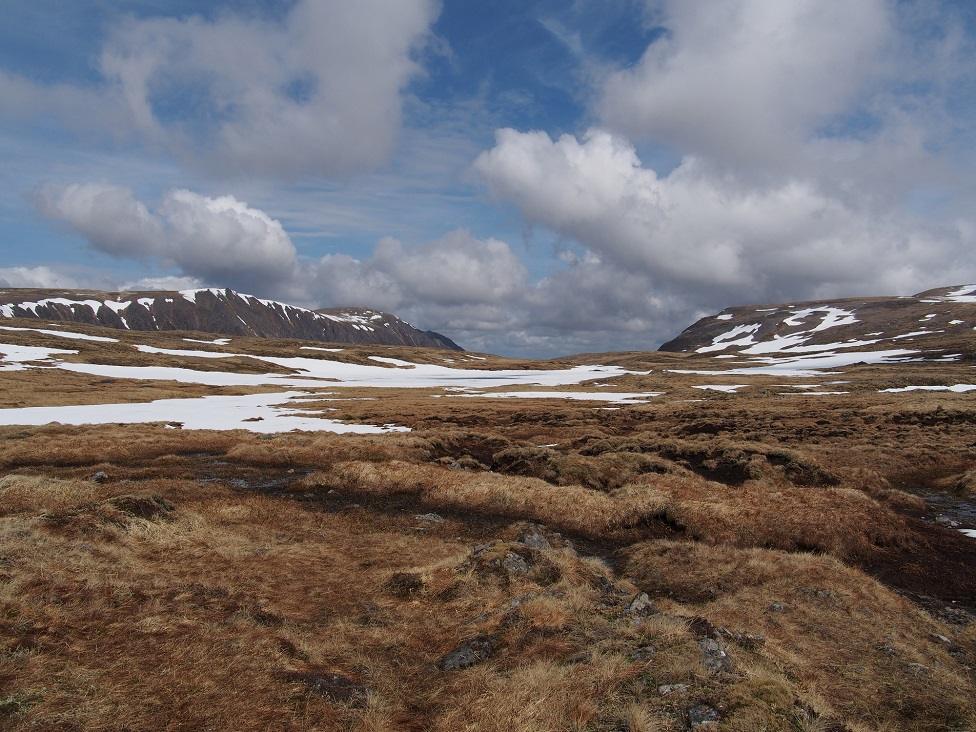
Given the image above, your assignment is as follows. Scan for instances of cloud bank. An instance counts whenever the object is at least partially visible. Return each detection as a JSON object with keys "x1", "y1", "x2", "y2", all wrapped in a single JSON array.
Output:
[
  {"x1": 10, "y1": 1, "x2": 976, "y2": 356},
  {"x1": 1, "y1": 0, "x2": 438, "y2": 177}
]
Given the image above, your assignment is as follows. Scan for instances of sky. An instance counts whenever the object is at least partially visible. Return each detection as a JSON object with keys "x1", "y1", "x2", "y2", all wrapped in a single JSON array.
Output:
[{"x1": 2, "y1": 0, "x2": 976, "y2": 357}]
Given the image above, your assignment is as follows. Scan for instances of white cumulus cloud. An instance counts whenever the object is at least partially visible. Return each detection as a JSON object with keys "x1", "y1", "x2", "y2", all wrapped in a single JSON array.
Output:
[
  {"x1": 475, "y1": 127, "x2": 976, "y2": 315},
  {"x1": 0, "y1": 266, "x2": 82, "y2": 289},
  {"x1": 37, "y1": 184, "x2": 298, "y2": 292},
  {"x1": 1, "y1": 0, "x2": 439, "y2": 178}
]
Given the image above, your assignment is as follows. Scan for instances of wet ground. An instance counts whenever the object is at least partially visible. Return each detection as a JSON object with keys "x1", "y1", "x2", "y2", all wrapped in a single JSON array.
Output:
[
  {"x1": 920, "y1": 490, "x2": 976, "y2": 536},
  {"x1": 187, "y1": 456, "x2": 976, "y2": 626}
]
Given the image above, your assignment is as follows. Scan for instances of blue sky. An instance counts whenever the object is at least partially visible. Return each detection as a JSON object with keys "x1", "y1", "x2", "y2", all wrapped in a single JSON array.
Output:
[{"x1": 2, "y1": 1, "x2": 976, "y2": 355}]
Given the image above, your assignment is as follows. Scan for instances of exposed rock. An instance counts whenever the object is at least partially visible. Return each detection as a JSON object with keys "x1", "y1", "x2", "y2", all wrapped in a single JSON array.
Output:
[
  {"x1": 687, "y1": 703, "x2": 721, "y2": 728},
  {"x1": 930, "y1": 632, "x2": 952, "y2": 646},
  {"x1": 658, "y1": 683, "x2": 689, "y2": 696},
  {"x1": 504, "y1": 593, "x2": 538, "y2": 611},
  {"x1": 628, "y1": 645, "x2": 656, "y2": 662},
  {"x1": 518, "y1": 524, "x2": 551, "y2": 550},
  {"x1": 627, "y1": 592, "x2": 658, "y2": 617},
  {"x1": 414, "y1": 513, "x2": 445, "y2": 523},
  {"x1": 89, "y1": 471, "x2": 108, "y2": 484},
  {"x1": 905, "y1": 662, "x2": 930, "y2": 676},
  {"x1": 281, "y1": 669, "x2": 368, "y2": 705},
  {"x1": 699, "y1": 638, "x2": 731, "y2": 673},
  {"x1": 718, "y1": 628, "x2": 765, "y2": 650},
  {"x1": 686, "y1": 616, "x2": 718, "y2": 638},
  {"x1": 438, "y1": 635, "x2": 495, "y2": 671},
  {"x1": 502, "y1": 552, "x2": 530, "y2": 575}
]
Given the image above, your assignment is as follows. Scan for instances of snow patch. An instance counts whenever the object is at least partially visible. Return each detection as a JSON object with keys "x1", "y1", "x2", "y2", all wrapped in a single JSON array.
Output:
[
  {"x1": 183, "y1": 337, "x2": 232, "y2": 345},
  {"x1": 880, "y1": 384, "x2": 976, "y2": 394},
  {"x1": 942, "y1": 285, "x2": 976, "y2": 303},
  {"x1": 672, "y1": 349, "x2": 920, "y2": 377},
  {"x1": 452, "y1": 391, "x2": 662, "y2": 403},
  {"x1": 0, "y1": 325, "x2": 118, "y2": 343},
  {"x1": 0, "y1": 391, "x2": 407, "y2": 434},
  {"x1": 696, "y1": 323, "x2": 761, "y2": 353}
]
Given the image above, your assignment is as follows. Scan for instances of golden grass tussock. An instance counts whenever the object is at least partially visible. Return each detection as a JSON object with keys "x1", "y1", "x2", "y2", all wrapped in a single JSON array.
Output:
[
  {"x1": 0, "y1": 424, "x2": 240, "y2": 469},
  {"x1": 302, "y1": 460, "x2": 670, "y2": 537},
  {"x1": 430, "y1": 655, "x2": 641, "y2": 732},
  {"x1": 0, "y1": 474, "x2": 98, "y2": 515},
  {"x1": 636, "y1": 472, "x2": 915, "y2": 558},
  {"x1": 2, "y1": 323, "x2": 976, "y2": 731},
  {"x1": 624, "y1": 540, "x2": 976, "y2": 730}
]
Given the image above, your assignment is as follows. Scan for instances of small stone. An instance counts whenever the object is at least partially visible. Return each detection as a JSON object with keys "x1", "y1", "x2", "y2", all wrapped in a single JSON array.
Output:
[
  {"x1": 719, "y1": 628, "x2": 765, "y2": 649},
  {"x1": 699, "y1": 638, "x2": 731, "y2": 673},
  {"x1": 658, "y1": 683, "x2": 688, "y2": 696},
  {"x1": 504, "y1": 593, "x2": 538, "y2": 611},
  {"x1": 768, "y1": 602, "x2": 786, "y2": 613},
  {"x1": 415, "y1": 512, "x2": 445, "y2": 523},
  {"x1": 627, "y1": 592, "x2": 658, "y2": 616},
  {"x1": 438, "y1": 635, "x2": 495, "y2": 671},
  {"x1": 502, "y1": 552, "x2": 530, "y2": 574},
  {"x1": 905, "y1": 662, "x2": 930, "y2": 676},
  {"x1": 688, "y1": 703, "x2": 721, "y2": 728},
  {"x1": 89, "y1": 471, "x2": 108, "y2": 484},
  {"x1": 628, "y1": 645, "x2": 656, "y2": 662},
  {"x1": 519, "y1": 525, "x2": 551, "y2": 550},
  {"x1": 281, "y1": 670, "x2": 368, "y2": 705},
  {"x1": 935, "y1": 514, "x2": 960, "y2": 529}
]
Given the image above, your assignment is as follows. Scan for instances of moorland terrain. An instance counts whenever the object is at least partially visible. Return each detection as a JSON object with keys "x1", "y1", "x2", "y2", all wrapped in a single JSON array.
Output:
[{"x1": 0, "y1": 285, "x2": 975, "y2": 731}]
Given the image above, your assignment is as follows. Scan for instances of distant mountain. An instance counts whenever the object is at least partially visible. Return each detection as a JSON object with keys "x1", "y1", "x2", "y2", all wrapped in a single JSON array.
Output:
[
  {"x1": 0, "y1": 287, "x2": 462, "y2": 351},
  {"x1": 659, "y1": 284, "x2": 976, "y2": 357}
]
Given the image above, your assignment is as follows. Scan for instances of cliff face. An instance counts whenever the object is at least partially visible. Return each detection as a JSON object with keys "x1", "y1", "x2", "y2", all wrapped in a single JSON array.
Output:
[{"x1": 0, "y1": 287, "x2": 462, "y2": 351}]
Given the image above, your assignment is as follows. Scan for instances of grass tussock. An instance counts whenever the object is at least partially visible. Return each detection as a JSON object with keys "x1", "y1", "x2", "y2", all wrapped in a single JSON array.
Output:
[
  {"x1": 301, "y1": 460, "x2": 670, "y2": 538},
  {"x1": 0, "y1": 474, "x2": 97, "y2": 515},
  {"x1": 1, "y1": 327, "x2": 976, "y2": 731},
  {"x1": 624, "y1": 541, "x2": 976, "y2": 730},
  {"x1": 641, "y1": 473, "x2": 915, "y2": 558}
]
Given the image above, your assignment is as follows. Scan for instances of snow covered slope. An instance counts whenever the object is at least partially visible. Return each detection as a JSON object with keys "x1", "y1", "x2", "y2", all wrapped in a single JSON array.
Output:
[
  {"x1": 0, "y1": 287, "x2": 461, "y2": 351},
  {"x1": 660, "y1": 285, "x2": 976, "y2": 360}
]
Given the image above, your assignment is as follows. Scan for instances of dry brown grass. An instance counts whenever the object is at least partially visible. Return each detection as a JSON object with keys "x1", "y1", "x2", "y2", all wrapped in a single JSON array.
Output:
[
  {"x1": 636, "y1": 473, "x2": 915, "y2": 558},
  {"x1": 301, "y1": 461, "x2": 670, "y2": 538},
  {"x1": 0, "y1": 474, "x2": 97, "y2": 515},
  {"x1": 1, "y1": 321, "x2": 976, "y2": 730},
  {"x1": 624, "y1": 541, "x2": 976, "y2": 730}
]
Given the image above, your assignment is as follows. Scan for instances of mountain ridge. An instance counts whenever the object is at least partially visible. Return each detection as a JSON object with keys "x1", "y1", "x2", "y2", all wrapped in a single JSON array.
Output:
[
  {"x1": 659, "y1": 284, "x2": 976, "y2": 358},
  {"x1": 0, "y1": 287, "x2": 462, "y2": 351}
]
